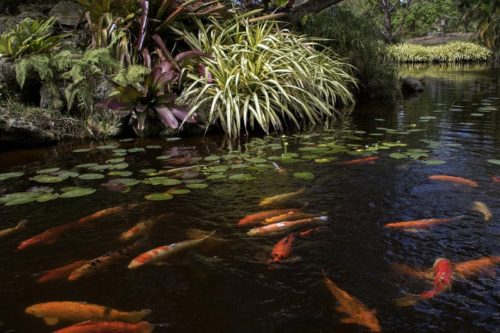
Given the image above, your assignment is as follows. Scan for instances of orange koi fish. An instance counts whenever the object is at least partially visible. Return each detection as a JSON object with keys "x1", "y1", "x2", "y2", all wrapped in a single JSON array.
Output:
[
  {"x1": 454, "y1": 256, "x2": 500, "y2": 278},
  {"x1": 269, "y1": 228, "x2": 322, "y2": 264},
  {"x1": 53, "y1": 321, "x2": 153, "y2": 333},
  {"x1": 120, "y1": 214, "x2": 170, "y2": 242},
  {"x1": 384, "y1": 215, "x2": 464, "y2": 229},
  {"x1": 471, "y1": 201, "x2": 492, "y2": 222},
  {"x1": 492, "y1": 176, "x2": 500, "y2": 183},
  {"x1": 25, "y1": 302, "x2": 151, "y2": 326},
  {"x1": 323, "y1": 272, "x2": 381, "y2": 332},
  {"x1": 429, "y1": 175, "x2": 479, "y2": 187},
  {"x1": 247, "y1": 216, "x2": 328, "y2": 237},
  {"x1": 128, "y1": 231, "x2": 215, "y2": 269},
  {"x1": 0, "y1": 219, "x2": 27, "y2": 239},
  {"x1": 259, "y1": 188, "x2": 305, "y2": 207},
  {"x1": 37, "y1": 260, "x2": 90, "y2": 284},
  {"x1": 18, "y1": 204, "x2": 137, "y2": 250},
  {"x1": 263, "y1": 211, "x2": 314, "y2": 225},
  {"x1": 420, "y1": 258, "x2": 453, "y2": 299},
  {"x1": 340, "y1": 156, "x2": 379, "y2": 166},
  {"x1": 238, "y1": 209, "x2": 300, "y2": 227},
  {"x1": 69, "y1": 240, "x2": 144, "y2": 281}
]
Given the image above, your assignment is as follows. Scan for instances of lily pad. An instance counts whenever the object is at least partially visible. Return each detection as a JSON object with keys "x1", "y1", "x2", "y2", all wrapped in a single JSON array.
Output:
[
  {"x1": 146, "y1": 145, "x2": 162, "y2": 149},
  {"x1": 143, "y1": 177, "x2": 182, "y2": 186},
  {"x1": 79, "y1": 173, "x2": 105, "y2": 180},
  {"x1": 106, "y1": 157, "x2": 125, "y2": 164},
  {"x1": 170, "y1": 188, "x2": 191, "y2": 195},
  {"x1": 37, "y1": 168, "x2": 60, "y2": 174},
  {"x1": 315, "y1": 158, "x2": 334, "y2": 163},
  {"x1": 374, "y1": 118, "x2": 385, "y2": 122},
  {"x1": 230, "y1": 163, "x2": 249, "y2": 169},
  {"x1": 228, "y1": 174, "x2": 256, "y2": 181},
  {"x1": 165, "y1": 137, "x2": 181, "y2": 142},
  {"x1": 470, "y1": 113, "x2": 484, "y2": 117},
  {"x1": 0, "y1": 172, "x2": 24, "y2": 181},
  {"x1": 145, "y1": 193, "x2": 174, "y2": 201},
  {"x1": 246, "y1": 157, "x2": 267, "y2": 164},
  {"x1": 97, "y1": 145, "x2": 118, "y2": 150},
  {"x1": 487, "y1": 159, "x2": 500, "y2": 165},
  {"x1": 75, "y1": 163, "x2": 99, "y2": 169},
  {"x1": 207, "y1": 174, "x2": 226, "y2": 180},
  {"x1": 140, "y1": 168, "x2": 157, "y2": 174},
  {"x1": 186, "y1": 183, "x2": 209, "y2": 189},
  {"x1": 128, "y1": 147, "x2": 145, "y2": 153},
  {"x1": 56, "y1": 171, "x2": 79, "y2": 178},
  {"x1": 30, "y1": 175, "x2": 65, "y2": 183},
  {"x1": 422, "y1": 159, "x2": 446, "y2": 165},
  {"x1": 108, "y1": 171, "x2": 133, "y2": 177},
  {"x1": 183, "y1": 179, "x2": 205, "y2": 184},
  {"x1": 1, "y1": 192, "x2": 40, "y2": 205},
  {"x1": 36, "y1": 193, "x2": 60, "y2": 202},
  {"x1": 204, "y1": 155, "x2": 220, "y2": 162},
  {"x1": 60, "y1": 187, "x2": 96, "y2": 198},
  {"x1": 119, "y1": 138, "x2": 135, "y2": 142},
  {"x1": 108, "y1": 163, "x2": 129, "y2": 170},
  {"x1": 105, "y1": 178, "x2": 141, "y2": 187},
  {"x1": 72, "y1": 148, "x2": 92, "y2": 153},
  {"x1": 389, "y1": 153, "x2": 406, "y2": 160},
  {"x1": 293, "y1": 172, "x2": 315, "y2": 181}
]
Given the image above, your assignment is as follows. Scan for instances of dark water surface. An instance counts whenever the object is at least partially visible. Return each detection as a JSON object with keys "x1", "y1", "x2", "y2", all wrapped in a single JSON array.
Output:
[{"x1": 0, "y1": 64, "x2": 499, "y2": 333}]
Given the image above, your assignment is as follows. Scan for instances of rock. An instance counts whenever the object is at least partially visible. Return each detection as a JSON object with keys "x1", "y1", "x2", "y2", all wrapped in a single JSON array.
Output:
[
  {"x1": 0, "y1": 58, "x2": 17, "y2": 92},
  {"x1": 0, "y1": 108, "x2": 57, "y2": 146},
  {"x1": 401, "y1": 77, "x2": 424, "y2": 94},
  {"x1": 48, "y1": 1, "x2": 84, "y2": 26},
  {"x1": 40, "y1": 81, "x2": 65, "y2": 111},
  {"x1": 16, "y1": 9, "x2": 46, "y2": 21}
]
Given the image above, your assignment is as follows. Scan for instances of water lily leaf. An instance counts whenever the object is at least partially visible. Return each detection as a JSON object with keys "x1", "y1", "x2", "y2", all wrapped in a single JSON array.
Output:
[
  {"x1": 204, "y1": 155, "x2": 220, "y2": 162},
  {"x1": 73, "y1": 148, "x2": 92, "y2": 153},
  {"x1": 354, "y1": 130, "x2": 366, "y2": 134},
  {"x1": 1, "y1": 192, "x2": 40, "y2": 205},
  {"x1": 246, "y1": 157, "x2": 267, "y2": 164},
  {"x1": 183, "y1": 179, "x2": 205, "y2": 184},
  {"x1": 207, "y1": 174, "x2": 226, "y2": 180},
  {"x1": 207, "y1": 165, "x2": 229, "y2": 173},
  {"x1": 419, "y1": 116, "x2": 437, "y2": 120},
  {"x1": 97, "y1": 145, "x2": 118, "y2": 150},
  {"x1": 36, "y1": 193, "x2": 60, "y2": 202},
  {"x1": 280, "y1": 158, "x2": 301, "y2": 164},
  {"x1": 268, "y1": 143, "x2": 282, "y2": 150},
  {"x1": 75, "y1": 163, "x2": 99, "y2": 169},
  {"x1": 156, "y1": 155, "x2": 171, "y2": 160},
  {"x1": 382, "y1": 142, "x2": 406, "y2": 147},
  {"x1": 374, "y1": 118, "x2": 385, "y2": 122},
  {"x1": 230, "y1": 163, "x2": 248, "y2": 169},
  {"x1": 369, "y1": 133, "x2": 384, "y2": 137},
  {"x1": 294, "y1": 172, "x2": 315, "y2": 181},
  {"x1": 128, "y1": 147, "x2": 146, "y2": 153},
  {"x1": 37, "y1": 168, "x2": 61, "y2": 174},
  {"x1": 145, "y1": 193, "x2": 174, "y2": 200},
  {"x1": 140, "y1": 168, "x2": 157, "y2": 174},
  {"x1": 108, "y1": 171, "x2": 133, "y2": 177},
  {"x1": 79, "y1": 173, "x2": 105, "y2": 180},
  {"x1": 105, "y1": 178, "x2": 141, "y2": 187},
  {"x1": 228, "y1": 174, "x2": 255, "y2": 181},
  {"x1": 470, "y1": 113, "x2": 484, "y2": 117},
  {"x1": 301, "y1": 154, "x2": 320, "y2": 160},
  {"x1": 119, "y1": 138, "x2": 135, "y2": 142},
  {"x1": 60, "y1": 187, "x2": 96, "y2": 198},
  {"x1": 106, "y1": 157, "x2": 125, "y2": 164},
  {"x1": 422, "y1": 159, "x2": 446, "y2": 165},
  {"x1": 89, "y1": 164, "x2": 111, "y2": 171},
  {"x1": 186, "y1": 183, "x2": 209, "y2": 189},
  {"x1": 146, "y1": 145, "x2": 162, "y2": 149},
  {"x1": 143, "y1": 177, "x2": 182, "y2": 186},
  {"x1": 170, "y1": 188, "x2": 191, "y2": 195},
  {"x1": 315, "y1": 158, "x2": 334, "y2": 163},
  {"x1": 389, "y1": 153, "x2": 406, "y2": 159},
  {"x1": 30, "y1": 175, "x2": 65, "y2": 183},
  {"x1": 487, "y1": 159, "x2": 500, "y2": 165},
  {"x1": 56, "y1": 171, "x2": 79, "y2": 178},
  {"x1": 0, "y1": 172, "x2": 24, "y2": 181},
  {"x1": 166, "y1": 137, "x2": 181, "y2": 142},
  {"x1": 108, "y1": 163, "x2": 129, "y2": 170}
]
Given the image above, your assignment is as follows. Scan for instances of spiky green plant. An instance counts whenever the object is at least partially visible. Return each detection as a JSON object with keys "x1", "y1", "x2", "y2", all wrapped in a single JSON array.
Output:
[
  {"x1": 177, "y1": 17, "x2": 356, "y2": 138},
  {"x1": 0, "y1": 17, "x2": 67, "y2": 59},
  {"x1": 388, "y1": 42, "x2": 492, "y2": 63}
]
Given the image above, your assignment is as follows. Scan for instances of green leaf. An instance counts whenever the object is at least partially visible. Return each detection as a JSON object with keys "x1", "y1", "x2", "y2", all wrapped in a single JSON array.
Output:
[
  {"x1": 145, "y1": 193, "x2": 173, "y2": 201},
  {"x1": 293, "y1": 172, "x2": 315, "y2": 181},
  {"x1": 60, "y1": 187, "x2": 96, "y2": 198}
]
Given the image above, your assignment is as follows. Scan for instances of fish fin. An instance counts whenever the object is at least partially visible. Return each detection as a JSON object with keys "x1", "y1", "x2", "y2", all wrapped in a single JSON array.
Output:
[
  {"x1": 124, "y1": 309, "x2": 152, "y2": 322},
  {"x1": 16, "y1": 219, "x2": 28, "y2": 229},
  {"x1": 186, "y1": 229, "x2": 216, "y2": 240},
  {"x1": 394, "y1": 294, "x2": 421, "y2": 307},
  {"x1": 452, "y1": 273, "x2": 468, "y2": 282},
  {"x1": 44, "y1": 317, "x2": 59, "y2": 325},
  {"x1": 340, "y1": 317, "x2": 356, "y2": 324},
  {"x1": 335, "y1": 305, "x2": 347, "y2": 313}
]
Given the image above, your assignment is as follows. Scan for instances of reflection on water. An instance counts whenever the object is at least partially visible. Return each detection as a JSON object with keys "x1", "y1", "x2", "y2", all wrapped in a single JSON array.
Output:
[{"x1": 0, "y1": 64, "x2": 499, "y2": 333}]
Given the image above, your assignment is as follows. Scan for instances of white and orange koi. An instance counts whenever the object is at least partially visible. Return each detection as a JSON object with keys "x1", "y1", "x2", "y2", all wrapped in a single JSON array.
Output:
[
  {"x1": 471, "y1": 201, "x2": 492, "y2": 222},
  {"x1": 263, "y1": 211, "x2": 314, "y2": 225},
  {"x1": 37, "y1": 259, "x2": 90, "y2": 283},
  {"x1": 238, "y1": 209, "x2": 301, "y2": 227},
  {"x1": 247, "y1": 216, "x2": 328, "y2": 237},
  {"x1": 0, "y1": 219, "x2": 27, "y2": 239},
  {"x1": 120, "y1": 214, "x2": 170, "y2": 242},
  {"x1": 259, "y1": 188, "x2": 305, "y2": 206}
]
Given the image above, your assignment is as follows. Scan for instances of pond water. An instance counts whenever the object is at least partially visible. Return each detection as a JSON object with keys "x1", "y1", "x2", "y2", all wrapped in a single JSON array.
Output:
[{"x1": 0, "y1": 64, "x2": 499, "y2": 333}]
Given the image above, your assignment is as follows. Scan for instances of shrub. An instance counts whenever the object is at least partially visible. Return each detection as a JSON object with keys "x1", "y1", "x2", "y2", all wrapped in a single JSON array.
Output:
[
  {"x1": 301, "y1": 6, "x2": 399, "y2": 100},
  {"x1": 177, "y1": 17, "x2": 356, "y2": 138},
  {"x1": 388, "y1": 41, "x2": 492, "y2": 63}
]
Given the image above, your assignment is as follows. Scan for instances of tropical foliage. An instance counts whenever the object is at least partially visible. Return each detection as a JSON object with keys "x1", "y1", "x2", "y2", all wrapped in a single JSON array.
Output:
[
  {"x1": 178, "y1": 16, "x2": 356, "y2": 137},
  {"x1": 457, "y1": 0, "x2": 499, "y2": 53},
  {"x1": 388, "y1": 41, "x2": 492, "y2": 62}
]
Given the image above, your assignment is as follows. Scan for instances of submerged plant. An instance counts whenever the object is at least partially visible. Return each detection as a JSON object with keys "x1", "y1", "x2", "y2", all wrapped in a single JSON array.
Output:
[
  {"x1": 178, "y1": 17, "x2": 356, "y2": 138},
  {"x1": 0, "y1": 17, "x2": 67, "y2": 60}
]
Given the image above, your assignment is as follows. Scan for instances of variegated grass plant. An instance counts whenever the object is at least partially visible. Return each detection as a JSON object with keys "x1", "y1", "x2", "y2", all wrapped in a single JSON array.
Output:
[
  {"x1": 177, "y1": 17, "x2": 356, "y2": 138},
  {"x1": 388, "y1": 41, "x2": 492, "y2": 63}
]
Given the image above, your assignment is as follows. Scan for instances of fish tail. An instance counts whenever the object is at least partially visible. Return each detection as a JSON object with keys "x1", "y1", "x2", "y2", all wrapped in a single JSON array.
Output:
[
  {"x1": 394, "y1": 294, "x2": 421, "y2": 307},
  {"x1": 16, "y1": 219, "x2": 28, "y2": 229},
  {"x1": 120, "y1": 309, "x2": 152, "y2": 322}
]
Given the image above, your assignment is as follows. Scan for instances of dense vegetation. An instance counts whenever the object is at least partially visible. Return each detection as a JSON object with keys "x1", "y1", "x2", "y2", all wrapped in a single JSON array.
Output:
[{"x1": 388, "y1": 41, "x2": 492, "y2": 63}]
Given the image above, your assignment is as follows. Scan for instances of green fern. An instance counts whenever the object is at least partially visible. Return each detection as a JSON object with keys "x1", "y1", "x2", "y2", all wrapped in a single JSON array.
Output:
[
  {"x1": 113, "y1": 65, "x2": 150, "y2": 86},
  {"x1": 15, "y1": 54, "x2": 53, "y2": 88}
]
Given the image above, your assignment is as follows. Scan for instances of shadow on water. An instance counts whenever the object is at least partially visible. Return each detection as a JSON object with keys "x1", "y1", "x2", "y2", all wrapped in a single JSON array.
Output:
[{"x1": 0, "y1": 64, "x2": 498, "y2": 333}]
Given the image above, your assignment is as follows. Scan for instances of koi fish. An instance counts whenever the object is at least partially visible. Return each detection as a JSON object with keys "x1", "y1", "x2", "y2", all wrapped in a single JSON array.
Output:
[
  {"x1": 492, "y1": 176, "x2": 500, "y2": 183},
  {"x1": 454, "y1": 256, "x2": 500, "y2": 278},
  {"x1": 429, "y1": 175, "x2": 479, "y2": 188},
  {"x1": 128, "y1": 231, "x2": 215, "y2": 269},
  {"x1": 391, "y1": 263, "x2": 433, "y2": 280},
  {"x1": 53, "y1": 321, "x2": 153, "y2": 333},
  {"x1": 340, "y1": 156, "x2": 379, "y2": 166},
  {"x1": 420, "y1": 258, "x2": 453, "y2": 299},
  {"x1": 471, "y1": 201, "x2": 492, "y2": 222},
  {"x1": 247, "y1": 216, "x2": 328, "y2": 237},
  {"x1": 18, "y1": 205, "x2": 137, "y2": 250},
  {"x1": 120, "y1": 214, "x2": 170, "y2": 242},
  {"x1": 263, "y1": 211, "x2": 314, "y2": 225},
  {"x1": 238, "y1": 209, "x2": 301, "y2": 227},
  {"x1": 0, "y1": 219, "x2": 27, "y2": 239},
  {"x1": 69, "y1": 240, "x2": 144, "y2": 281},
  {"x1": 37, "y1": 260, "x2": 90, "y2": 284},
  {"x1": 259, "y1": 188, "x2": 305, "y2": 207},
  {"x1": 323, "y1": 272, "x2": 381, "y2": 332},
  {"x1": 25, "y1": 301, "x2": 151, "y2": 326},
  {"x1": 269, "y1": 228, "x2": 322, "y2": 264},
  {"x1": 384, "y1": 215, "x2": 464, "y2": 229}
]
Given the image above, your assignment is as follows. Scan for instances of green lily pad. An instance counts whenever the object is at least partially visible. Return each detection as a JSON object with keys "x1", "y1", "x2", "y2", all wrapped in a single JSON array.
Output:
[
  {"x1": 30, "y1": 175, "x2": 65, "y2": 183},
  {"x1": 1, "y1": 192, "x2": 40, "y2": 205},
  {"x1": 315, "y1": 158, "x2": 334, "y2": 163},
  {"x1": 422, "y1": 159, "x2": 446, "y2": 165},
  {"x1": 204, "y1": 155, "x2": 220, "y2": 162},
  {"x1": 293, "y1": 172, "x2": 315, "y2": 181},
  {"x1": 108, "y1": 171, "x2": 133, "y2": 177},
  {"x1": 186, "y1": 183, "x2": 209, "y2": 189},
  {"x1": 374, "y1": 118, "x2": 385, "y2": 122},
  {"x1": 165, "y1": 137, "x2": 181, "y2": 142},
  {"x1": 143, "y1": 177, "x2": 182, "y2": 186},
  {"x1": 108, "y1": 163, "x2": 129, "y2": 170},
  {"x1": 207, "y1": 165, "x2": 229, "y2": 173},
  {"x1": 207, "y1": 173, "x2": 226, "y2": 180},
  {"x1": 170, "y1": 188, "x2": 191, "y2": 195},
  {"x1": 0, "y1": 172, "x2": 24, "y2": 181},
  {"x1": 128, "y1": 147, "x2": 145, "y2": 153},
  {"x1": 79, "y1": 173, "x2": 105, "y2": 180},
  {"x1": 146, "y1": 145, "x2": 162, "y2": 149},
  {"x1": 72, "y1": 148, "x2": 92, "y2": 153},
  {"x1": 119, "y1": 138, "x2": 135, "y2": 142},
  {"x1": 246, "y1": 157, "x2": 267, "y2": 164},
  {"x1": 354, "y1": 130, "x2": 366, "y2": 134},
  {"x1": 145, "y1": 193, "x2": 173, "y2": 200},
  {"x1": 470, "y1": 113, "x2": 484, "y2": 117},
  {"x1": 156, "y1": 155, "x2": 171, "y2": 160},
  {"x1": 183, "y1": 179, "x2": 205, "y2": 184},
  {"x1": 228, "y1": 174, "x2": 256, "y2": 181},
  {"x1": 140, "y1": 169, "x2": 157, "y2": 174},
  {"x1": 106, "y1": 157, "x2": 125, "y2": 164},
  {"x1": 419, "y1": 116, "x2": 437, "y2": 120},
  {"x1": 106, "y1": 178, "x2": 141, "y2": 186},
  {"x1": 37, "y1": 168, "x2": 60, "y2": 174},
  {"x1": 75, "y1": 163, "x2": 99, "y2": 169},
  {"x1": 230, "y1": 163, "x2": 249, "y2": 169},
  {"x1": 60, "y1": 187, "x2": 96, "y2": 198},
  {"x1": 487, "y1": 159, "x2": 500, "y2": 165},
  {"x1": 56, "y1": 171, "x2": 79, "y2": 178},
  {"x1": 89, "y1": 164, "x2": 111, "y2": 171},
  {"x1": 389, "y1": 153, "x2": 406, "y2": 160},
  {"x1": 97, "y1": 145, "x2": 118, "y2": 150},
  {"x1": 36, "y1": 193, "x2": 60, "y2": 202},
  {"x1": 478, "y1": 106, "x2": 496, "y2": 112}
]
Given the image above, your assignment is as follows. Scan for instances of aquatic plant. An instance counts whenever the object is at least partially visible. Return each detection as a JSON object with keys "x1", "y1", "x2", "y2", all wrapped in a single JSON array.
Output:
[
  {"x1": 0, "y1": 17, "x2": 66, "y2": 60},
  {"x1": 388, "y1": 41, "x2": 492, "y2": 63},
  {"x1": 177, "y1": 17, "x2": 356, "y2": 138}
]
